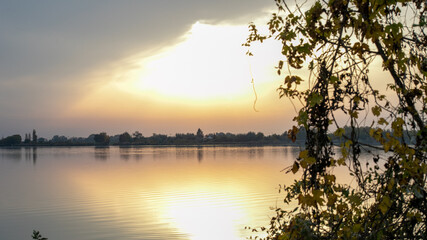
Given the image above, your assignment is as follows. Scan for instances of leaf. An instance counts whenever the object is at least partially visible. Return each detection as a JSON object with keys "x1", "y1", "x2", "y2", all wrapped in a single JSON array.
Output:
[
  {"x1": 299, "y1": 150, "x2": 309, "y2": 159},
  {"x1": 329, "y1": 75, "x2": 339, "y2": 84},
  {"x1": 291, "y1": 162, "x2": 299, "y2": 174},
  {"x1": 296, "y1": 110, "x2": 308, "y2": 126},
  {"x1": 334, "y1": 128, "x2": 345, "y2": 137},
  {"x1": 327, "y1": 193, "x2": 338, "y2": 206},
  {"x1": 306, "y1": 157, "x2": 316, "y2": 165},
  {"x1": 350, "y1": 110, "x2": 359, "y2": 118},
  {"x1": 372, "y1": 106, "x2": 382, "y2": 116},
  {"x1": 312, "y1": 189, "x2": 324, "y2": 206},
  {"x1": 308, "y1": 93, "x2": 323, "y2": 106},
  {"x1": 324, "y1": 174, "x2": 336, "y2": 184},
  {"x1": 300, "y1": 159, "x2": 308, "y2": 169},
  {"x1": 379, "y1": 195, "x2": 391, "y2": 214},
  {"x1": 287, "y1": 126, "x2": 299, "y2": 142},
  {"x1": 378, "y1": 118, "x2": 388, "y2": 125}
]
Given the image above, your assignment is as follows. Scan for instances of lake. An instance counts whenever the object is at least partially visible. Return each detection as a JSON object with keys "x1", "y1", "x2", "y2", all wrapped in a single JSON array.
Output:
[{"x1": 0, "y1": 146, "x2": 305, "y2": 240}]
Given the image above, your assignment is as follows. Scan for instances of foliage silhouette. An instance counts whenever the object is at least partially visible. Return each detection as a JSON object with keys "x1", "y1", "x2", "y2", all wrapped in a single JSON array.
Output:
[
  {"x1": 94, "y1": 132, "x2": 110, "y2": 146},
  {"x1": 245, "y1": 0, "x2": 426, "y2": 239},
  {"x1": 31, "y1": 230, "x2": 47, "y2": 240},
  {"x1": 0, "y1": 134, "x2": 22, "y2": 146}
]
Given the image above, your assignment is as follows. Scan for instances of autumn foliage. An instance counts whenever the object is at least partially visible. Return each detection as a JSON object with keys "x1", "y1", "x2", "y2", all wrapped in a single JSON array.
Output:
[{"x1": 246, "y1": 0, "x2": 426, "y2": 239}]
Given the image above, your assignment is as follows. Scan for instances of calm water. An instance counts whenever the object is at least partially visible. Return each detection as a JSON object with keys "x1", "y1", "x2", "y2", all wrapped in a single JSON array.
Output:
[{"x1": 0, "y1": 146, "x2": 304, "y2": 240}]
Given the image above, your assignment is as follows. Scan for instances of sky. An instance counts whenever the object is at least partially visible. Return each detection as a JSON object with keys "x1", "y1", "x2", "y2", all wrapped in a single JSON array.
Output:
[{"x1": 1, "y1": 0, "x2": 300, "y2": 138}]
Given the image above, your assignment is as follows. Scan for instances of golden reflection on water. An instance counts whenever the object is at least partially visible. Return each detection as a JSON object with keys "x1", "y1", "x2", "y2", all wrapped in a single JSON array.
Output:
[
  {"x1": 64, "y1": 147, "x2": 296, "y2": 239},
  {"x1": 157, "y1": 191, "x2": 245, "y2": 240}
]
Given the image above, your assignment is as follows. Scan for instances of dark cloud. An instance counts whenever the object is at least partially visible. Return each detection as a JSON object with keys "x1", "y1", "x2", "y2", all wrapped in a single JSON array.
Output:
[{"x1": 0, "y1": 0, "x2": 270, "y2": 80}]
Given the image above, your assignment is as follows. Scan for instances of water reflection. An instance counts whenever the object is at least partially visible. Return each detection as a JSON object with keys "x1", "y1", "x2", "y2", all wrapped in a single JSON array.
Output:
[
  {"x1": 32, "y1": 147, "x2": 37, "y2": 164},
  {"x1": 119, "y1": 146, "x2": 145, "y2": 161},
  {"x1": 0, "y1": 147, "x2": 22, "y2": 162},
  {"x1": 94, "y1": 146, "x2": 110, "y2": 161},
  {"x1": 197, "y1": 147, "x2": 203, "y2": 162},
  {"x1": 0, "y1": 146, "x2": 301, "y2": 240},
  {"x1": 119, "y1": 146, "x2": 131, "y2": 161}
]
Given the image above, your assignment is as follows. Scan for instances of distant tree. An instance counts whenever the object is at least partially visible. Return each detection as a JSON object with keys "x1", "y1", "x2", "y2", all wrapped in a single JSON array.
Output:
[
  {"x1": 119, "y1": 132, "x2": 132, "y2": 144},
  {"x1": 51, "y1": 135, "x2": 68, "y2": 144},
  {"x1": 149, "y1": 133, "x2": 169, "y2": 145},
  {"x1": 132, "y1": 131, "x2": 143, "y2": 142},
  {"x1": 0, "y1": 134, "x2": 22, "y2": 146},
  {"x1": 24, "y1": 133, "x2": 31, "y2": 143},
  {"x1": 196, "y1": 128, "x2": 204, "y2": 142},
  {"x1": 256, "y1": 132, "x2": 264, "y2": 141},
  {"x1": 32, "y1": 129, "x2": 37, "y2": 144},
  {"x1": 37, "y1": 137, "x2": 47, "y2": 144},
  {"x1": 85, "y1": 134, "x2": 96, "y2": 144},
  {"x1": 94, "y1": 132, "x2": 110, "y2": 145},
  {"x1": 246, "y1": 131, "x2": 257, "y2": 141}
]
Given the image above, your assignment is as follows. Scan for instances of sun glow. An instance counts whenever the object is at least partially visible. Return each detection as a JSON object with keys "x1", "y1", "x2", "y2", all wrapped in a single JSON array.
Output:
[
  {"x1": 65, "y1": 21, "x2": 293, "y2": 133},
  {"x1": 111, "y1": 21, "x2": 284, "y2": 102}
]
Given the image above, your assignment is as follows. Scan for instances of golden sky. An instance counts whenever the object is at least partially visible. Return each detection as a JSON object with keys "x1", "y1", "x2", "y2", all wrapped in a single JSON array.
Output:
[
  {"x1": 0, "y1": 1, "x2": 298, "y2": 138},
  {"x1": 63, "y1": 22, "x2": 293, "y2": 136}
]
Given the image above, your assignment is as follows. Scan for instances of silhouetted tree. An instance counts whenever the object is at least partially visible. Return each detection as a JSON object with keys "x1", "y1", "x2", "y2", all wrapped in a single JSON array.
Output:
[
  {"x1": 119, "y1": 132, "x2": 132, "y2": 144},
  {"x1": 24, "y1": 133, "x2": 31, "y2": 143},
  {"x1": 0, "y1": 134, "x2": 22, "y2": 146},
  {"x1": 132, "y1": 131, "x2": 143, "y2": 142},
  {"x1": 94, "y1": 132, "x2": 110, "y2": 145},
  {"x1": 196, "y1": 128, "x2": 204, "y2": 143},
  {"x1": 32, "y1": 129, "x2": 37, "y2": 144}
]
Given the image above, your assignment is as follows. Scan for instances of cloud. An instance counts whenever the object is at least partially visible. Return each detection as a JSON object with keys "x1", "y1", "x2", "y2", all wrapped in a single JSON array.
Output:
[{"x1": 0, "y1": 0, "x2": 279, "y2": 137}]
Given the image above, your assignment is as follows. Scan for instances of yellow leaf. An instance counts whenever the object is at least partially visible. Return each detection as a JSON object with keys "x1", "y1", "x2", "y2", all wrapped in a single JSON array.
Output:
[
  {"x1": 299, "y1": 150, "x2": 309, "y2": 159},
  {"x1": 300, "y1": 159, "x2": 308, "y2": 169},
  {"x1": 378, "y1": 118, "x2": 388, "y2": 125},
  {"x1": 350, "y1": 110, "x2": 359, "y2": 118},
  {"x1": 312, "y1": 189, "x2": 324, "y2": 206},
  {"x1": 291, "y1": 162, "x2": 299, "y2": 174},
  {"x1": 372, "y1": 106, "x2": 381, "y2": 116},
  {"x1": 384, "y1": 141, "x2": 391, "y2": 152},
  {"x1": 327, "y1": 193, "x2": 338, "y2": 206},
  {"x1": 324, "y1": 174, "x2": 336, "y2": 184},
  {"x1": 379, "y1": 196, "x2": 391, "y2": 214},
  {"x1": 306, "y1": 157, "x2": 316, "y2": 165},
  {"x1": 334, "y1": 128, "x2": 345, "y2": 137},
  {"x1": 337, "y1": 203, "x2": 347, "y2": 214}
]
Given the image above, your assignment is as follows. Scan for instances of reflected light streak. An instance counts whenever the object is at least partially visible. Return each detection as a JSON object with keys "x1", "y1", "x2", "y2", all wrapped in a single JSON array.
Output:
[
  {"x1": 64, "y1": 148, "x2": 285, "y2": 240},
  {"x1": 157, "y1": 191, "x2": 245, "y2": 240}
]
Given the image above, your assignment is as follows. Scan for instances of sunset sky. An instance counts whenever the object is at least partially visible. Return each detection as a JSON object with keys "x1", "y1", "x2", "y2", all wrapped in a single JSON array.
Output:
[
  {"x1": 0, "y1": 0, "x2": 298, "y2": 138},
  {"x1": 0, "y1": 0, "x2": 391, "y2": 139}
]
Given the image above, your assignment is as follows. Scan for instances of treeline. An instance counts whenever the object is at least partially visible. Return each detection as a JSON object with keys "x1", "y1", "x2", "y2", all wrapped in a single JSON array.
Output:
[
  {"x1": 0, "y1": 128, "x2": 304, "y2": 146},
  {"x1": 0, "y1": 127, "x2": 416, "y2": 147}
]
